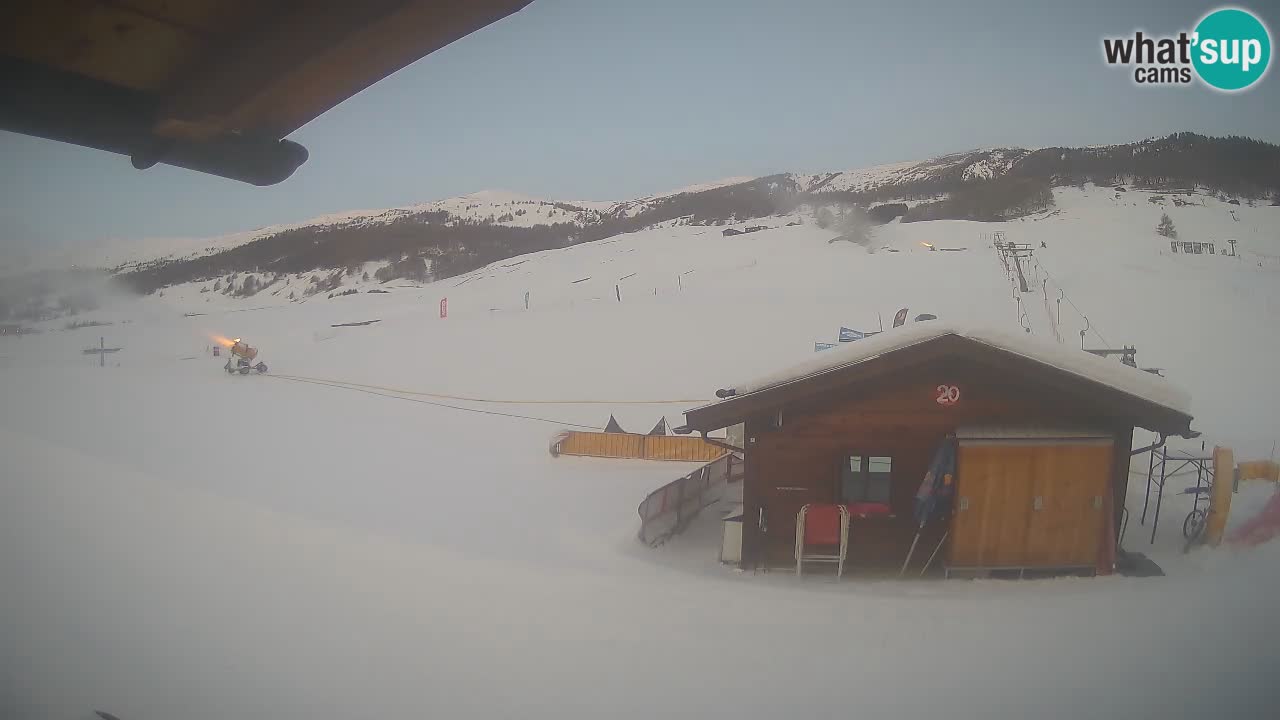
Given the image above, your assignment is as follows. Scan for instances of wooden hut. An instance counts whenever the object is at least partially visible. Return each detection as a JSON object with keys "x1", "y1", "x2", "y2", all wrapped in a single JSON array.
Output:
[{"x1": 679, "y1": 324, "x2": 1194, "y2": 577}]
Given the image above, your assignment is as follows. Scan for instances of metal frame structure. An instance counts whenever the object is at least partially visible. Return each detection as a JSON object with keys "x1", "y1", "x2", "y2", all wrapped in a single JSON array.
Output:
[
  {"x1": 82, "y1": 336, "x2": 122, "y2": 367},
  {"x1": 1140, "y1": 446, "x2": 1215, "y2": 545},
  {"x1": 995, "y1": 240, "x2": 1035, "y2": 293}
]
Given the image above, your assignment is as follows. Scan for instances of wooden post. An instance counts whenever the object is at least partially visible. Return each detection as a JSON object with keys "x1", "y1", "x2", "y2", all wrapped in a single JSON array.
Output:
[
  {"x1": 674, "y1": 468, "x2": 688, "y2": 532},
  {"x1": 1205, "y1": 446, "x2": 1235, "y2": 546}
]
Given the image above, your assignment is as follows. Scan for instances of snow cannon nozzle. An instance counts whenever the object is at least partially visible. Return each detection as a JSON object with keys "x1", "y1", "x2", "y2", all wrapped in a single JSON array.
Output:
[{"x1": 218, "y1": 337, "x2": 268, "y2": 375}]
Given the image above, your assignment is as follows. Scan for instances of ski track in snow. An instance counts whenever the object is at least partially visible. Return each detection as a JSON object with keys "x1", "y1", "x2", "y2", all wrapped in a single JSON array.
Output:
[{"x1": 2, "y1": 186, "x2": 1279, "y2": 720}]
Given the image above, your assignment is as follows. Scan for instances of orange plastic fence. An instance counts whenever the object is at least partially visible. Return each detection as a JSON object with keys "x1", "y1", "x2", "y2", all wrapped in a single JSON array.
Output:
[
  {"x1": 551, "y1": 431, "x2": 729, "y2": 462},
  {"x1": 1238, "y1": 460, "x2": 1280, "y2": 482}
]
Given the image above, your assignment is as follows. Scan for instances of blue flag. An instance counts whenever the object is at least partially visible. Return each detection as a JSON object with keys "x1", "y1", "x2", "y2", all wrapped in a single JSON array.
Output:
[
  {"x1": 913, "y1": 439, "x2": 957, "y2": 524},
  {"x1": 839, "y1": 327, "x2": 864, "y2": 342},
  {"x1": 814, "y1": 342, "x2": 837, "y2": 352}
]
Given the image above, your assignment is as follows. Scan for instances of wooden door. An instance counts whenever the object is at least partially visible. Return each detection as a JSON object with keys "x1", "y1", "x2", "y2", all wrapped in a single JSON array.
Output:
[
  {"x1": 763, "y1": 483, "x2": 821, "y2": 559},
  {"x1": 950, "y1": 444, "x2": 1035, "y2": 568},
  {"x1": 950, "y1": 442, "x2": 1112, "y2": 570},
  {"x1": 1024, "y1": 444, "x2": 1111, "y2": 567}
]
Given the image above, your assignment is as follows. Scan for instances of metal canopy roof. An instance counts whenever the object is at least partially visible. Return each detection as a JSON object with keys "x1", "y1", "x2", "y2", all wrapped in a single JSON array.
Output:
[{"x1": 1, "y1": 0, "x2": 532, "y2": 185}]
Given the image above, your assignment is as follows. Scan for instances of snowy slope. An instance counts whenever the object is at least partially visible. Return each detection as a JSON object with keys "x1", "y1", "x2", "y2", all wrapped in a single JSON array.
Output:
[
  {"x1": 792, "y1": 148, "x2": 1031, "y2": 194},
  {"x1": 76, "y1": 190, "x2": 618, "y2": 271},
  {"x1": 60, "y1": 149, "x2": 1056, "y2": 271},
  {"x1": 30, "y1": 184, "x2": 1280, "y2": 450},
  {"x1": 3, "y1": 184, "x2": 1279, "y2": 720},
  {"x1": 605, "y1": 176, "x2": 763, "y2": 218}
]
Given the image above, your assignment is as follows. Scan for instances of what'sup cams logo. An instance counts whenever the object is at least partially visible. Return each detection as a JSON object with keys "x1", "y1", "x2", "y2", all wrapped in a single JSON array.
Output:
[{"x1": 1103, "y1": 7, "x2": 1271, "y2": 91}]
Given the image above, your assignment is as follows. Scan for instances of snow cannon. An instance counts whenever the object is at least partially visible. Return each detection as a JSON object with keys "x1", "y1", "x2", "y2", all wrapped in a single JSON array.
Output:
[{"x1": 223, "y1": 338, "x2": 268, "y2": 375}]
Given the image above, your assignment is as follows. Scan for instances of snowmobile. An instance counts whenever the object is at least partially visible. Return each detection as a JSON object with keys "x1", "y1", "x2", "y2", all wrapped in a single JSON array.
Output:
[{"x1": 223, "y1": 338, "x2": 268, "y2": 375}]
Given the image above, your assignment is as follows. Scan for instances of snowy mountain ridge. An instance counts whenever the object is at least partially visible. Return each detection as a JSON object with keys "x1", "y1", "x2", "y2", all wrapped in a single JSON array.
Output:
[
  {"x1": 81, "y1": 148, "x2": 1053, "y2": 269},
  {"x1": 5, "y1": 132, "x2": 1272, "y2": 317}
]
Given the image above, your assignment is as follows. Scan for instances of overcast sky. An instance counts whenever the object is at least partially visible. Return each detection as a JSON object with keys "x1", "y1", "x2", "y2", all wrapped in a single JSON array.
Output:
[{"x1": 2, "y1": 0, "x2": 1277, "y2": 256}]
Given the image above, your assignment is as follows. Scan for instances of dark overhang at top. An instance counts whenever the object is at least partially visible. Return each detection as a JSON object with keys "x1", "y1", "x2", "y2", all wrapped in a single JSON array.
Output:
[{"x1": 1, "y1": 0, "x2": 532, "y2": 186}]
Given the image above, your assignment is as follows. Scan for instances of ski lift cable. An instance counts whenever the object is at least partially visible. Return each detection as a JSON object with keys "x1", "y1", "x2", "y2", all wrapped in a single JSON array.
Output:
[
  {"x1": 270, "y1": 374, "x2": 714, "y2": 405},
  {"x1": 266, "y1": 375, "x2": 604, "y2": 430},
  {"x1": 1042, "y1": 278, "x2": 1062, "y2": 344},
  {"x1": 1036, "y1": 260, "x2": 1111, "y2": 347}
]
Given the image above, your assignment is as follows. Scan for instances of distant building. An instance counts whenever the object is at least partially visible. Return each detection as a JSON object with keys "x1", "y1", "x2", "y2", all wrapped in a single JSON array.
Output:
[
  {"x1": 743, "y1": 226, "x2": 768, "y2": 233},
  {"x1": 1170, "y1": 241, "x2": 1215, "y2": 255},
  {"x1": 722, "y1": 228, "x2": 743, "y2": 237}
]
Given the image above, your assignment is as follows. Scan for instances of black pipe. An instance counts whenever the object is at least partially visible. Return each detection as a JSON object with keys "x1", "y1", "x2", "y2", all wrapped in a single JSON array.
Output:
[
  {"x1": 700, "y1": 431, "x2": 743, "y2": 454},
  {"x1": 1131, "y1": 433, "x2": 1168, "y2": 456}
]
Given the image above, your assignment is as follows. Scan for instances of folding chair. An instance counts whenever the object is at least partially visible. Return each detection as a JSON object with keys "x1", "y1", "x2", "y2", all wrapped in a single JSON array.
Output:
[{"x1": 795, "y1": 504, "x2": 850, "y2": 577}]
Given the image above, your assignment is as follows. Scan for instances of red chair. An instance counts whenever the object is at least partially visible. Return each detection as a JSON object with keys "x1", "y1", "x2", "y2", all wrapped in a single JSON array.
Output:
[
  {"x1": 845, "y1": 502, "x2": 892, "y2": 518},
  {"x1": 795, "y1": 504, "x2": 850, "y2": 577}
]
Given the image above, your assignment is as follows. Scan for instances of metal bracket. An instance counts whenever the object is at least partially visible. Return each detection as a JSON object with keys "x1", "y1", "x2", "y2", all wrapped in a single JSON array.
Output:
[
  {"x1": 1033, "y1": 496, "x2": 1045, "y2": 510},
  {"x1": 958, "y1": 497, "x2": 970, "y2": 511}
]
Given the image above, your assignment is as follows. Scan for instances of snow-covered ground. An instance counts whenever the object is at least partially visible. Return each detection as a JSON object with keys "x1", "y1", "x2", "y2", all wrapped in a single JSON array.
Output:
[
  {"x1": 62, "y1": 190, "x2": 617, "y2": 272},
  {"x1": 43, "y1": 147, "x2": 1063, "y2": 273},
  {"x1": 791, "y1": 148, "x2": 1030, "y2": 194},
  {"x1": 3, "y1": 186, "x2": 1279, "y2": 719}
]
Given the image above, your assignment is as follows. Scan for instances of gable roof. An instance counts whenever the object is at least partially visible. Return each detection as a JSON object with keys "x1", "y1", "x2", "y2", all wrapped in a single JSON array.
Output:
[{"x1": 683, "y1": 322, "x2": 1194, "y2": 437}]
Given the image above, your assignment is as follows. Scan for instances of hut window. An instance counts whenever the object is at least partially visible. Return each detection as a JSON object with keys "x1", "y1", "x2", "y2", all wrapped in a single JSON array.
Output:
[{"x1": 840, "y1": 455, "x2": 892, "y2": 505}]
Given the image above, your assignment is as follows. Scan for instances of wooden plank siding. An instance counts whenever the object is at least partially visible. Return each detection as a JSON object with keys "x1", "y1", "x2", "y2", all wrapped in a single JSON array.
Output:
[
  {"x1": 554, "y1": 432, "x2": 729, "y2": 462},
  {"x1": 951, "y1": 443, "x2": 1111, "y2": 570},
  {"x1": 737, "y1": 354, "x2": 1130, "y2": 572}
]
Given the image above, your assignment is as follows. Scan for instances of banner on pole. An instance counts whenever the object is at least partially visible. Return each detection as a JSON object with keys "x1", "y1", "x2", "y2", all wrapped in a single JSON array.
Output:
[
  {"x1": 524, "y1": 291, "x2": 530, "y2": 310},
  {"x1": 440, "y1": 297, "x2": 448, "y2": 319},
  {"x1": 893, "y1": 307, "x2": 909, "y2": 327},
  {"x1": 838, "y1": 327, "x2": 864, "y2": 342}
]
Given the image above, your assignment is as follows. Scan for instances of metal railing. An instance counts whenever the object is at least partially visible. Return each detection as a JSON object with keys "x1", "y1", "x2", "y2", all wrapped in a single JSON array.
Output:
[{"x1": 637, "y1": 452, "x2": 743, "y2": 546}]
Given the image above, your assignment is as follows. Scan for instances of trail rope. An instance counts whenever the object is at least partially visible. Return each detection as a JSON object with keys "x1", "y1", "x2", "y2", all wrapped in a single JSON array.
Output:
[
  {"x1": 265, "y1": 375, "x2": 605, "y2": 429},
  {"x1": 269, "y1": 374, "x2": 712, "y2": 405}
]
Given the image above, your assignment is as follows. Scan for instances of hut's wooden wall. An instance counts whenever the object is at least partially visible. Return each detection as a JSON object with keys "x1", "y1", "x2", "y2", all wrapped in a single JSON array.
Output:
[
  {"x1": 740, "y1": 355, "x2": 1134, "y2": 571},
  {"x1": 950, "y1": 442, "x2": 1111, "y2": 570}
]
